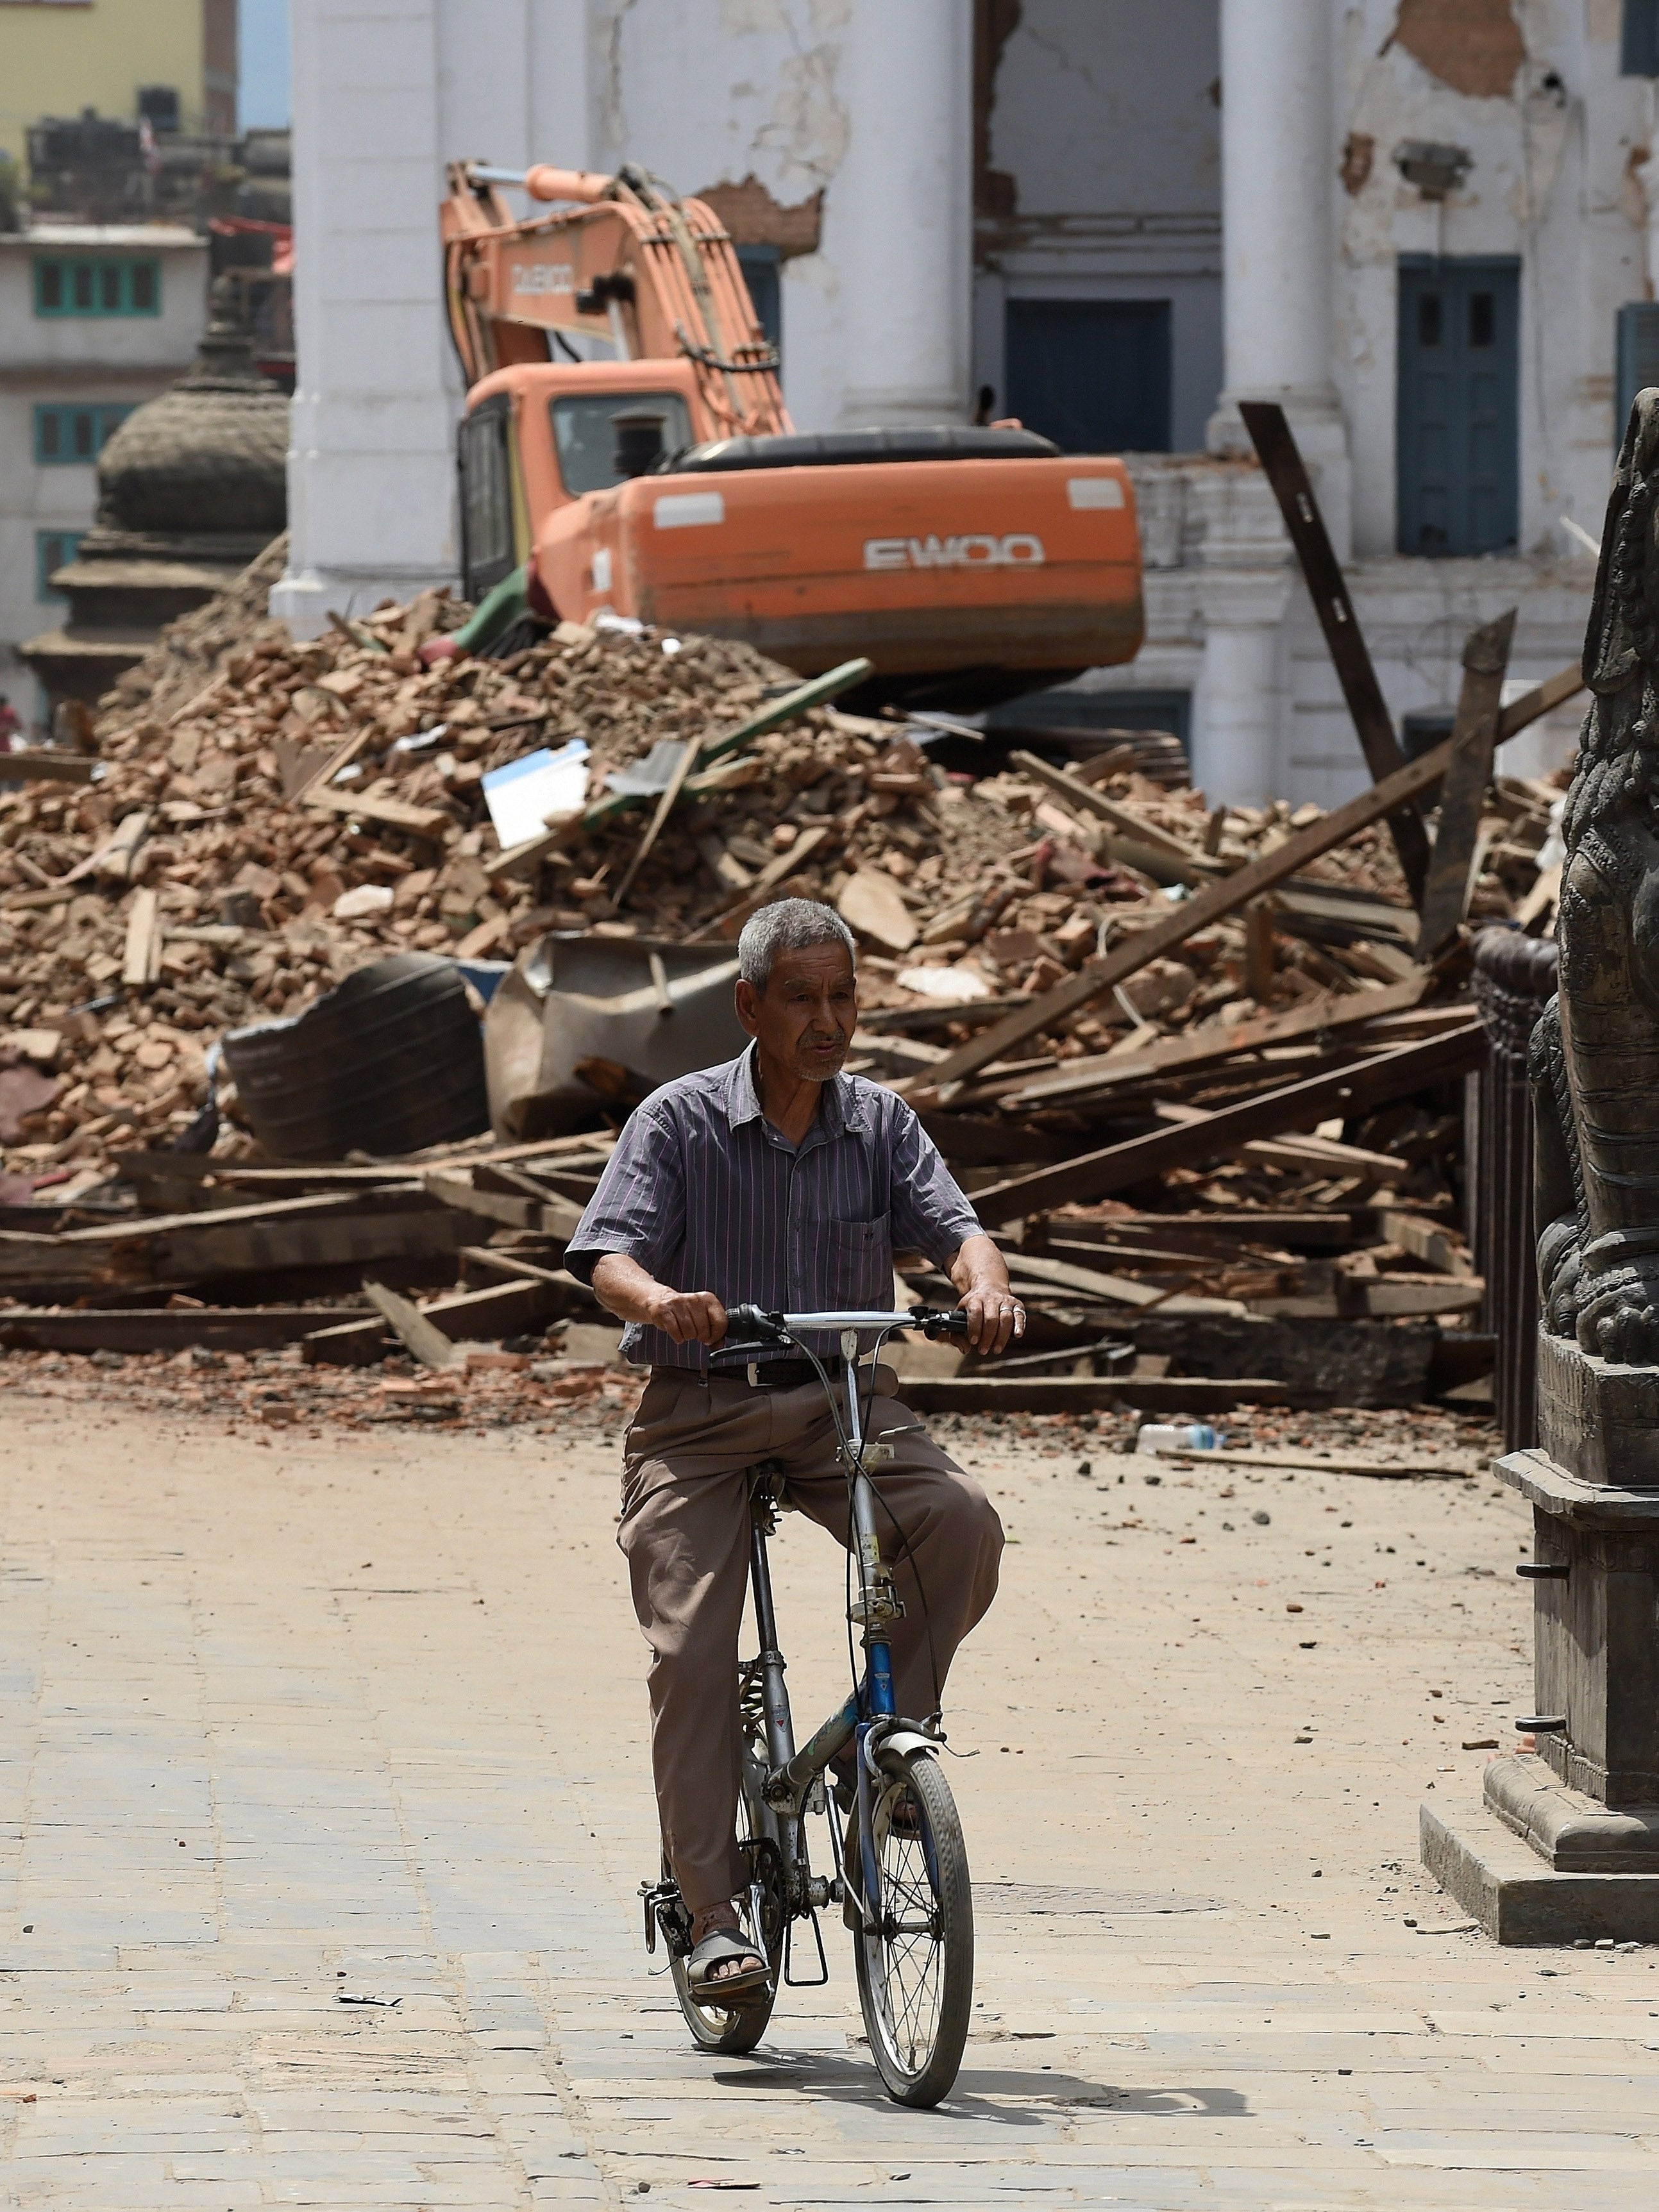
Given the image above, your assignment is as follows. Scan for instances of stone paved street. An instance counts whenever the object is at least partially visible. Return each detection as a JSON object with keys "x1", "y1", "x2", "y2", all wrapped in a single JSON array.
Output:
[{"x1": 3, "y1": 1382, "x2": 1658, "y2": 2209}]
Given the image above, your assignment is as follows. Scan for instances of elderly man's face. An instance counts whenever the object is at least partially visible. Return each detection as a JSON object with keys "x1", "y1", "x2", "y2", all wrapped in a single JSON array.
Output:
[{"x1": 735, "y1": 942, "x2": 857, "y2": 1083}]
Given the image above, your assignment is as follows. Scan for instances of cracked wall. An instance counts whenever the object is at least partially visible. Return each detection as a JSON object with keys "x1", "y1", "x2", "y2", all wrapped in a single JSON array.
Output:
[
  {"x1": 1335, "y1": 0, "x2": 1651, "y2": 562},
  {"x1": 596, "y1": 0, "x2": 852, "y2": 428},
  {"x1": 972, "y1": 0, "x2": 1222, "y2": 450}
]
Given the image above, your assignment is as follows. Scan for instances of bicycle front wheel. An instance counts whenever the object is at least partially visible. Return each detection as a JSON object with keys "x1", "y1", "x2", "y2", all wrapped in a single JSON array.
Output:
[{"x1": 852, "y1": 1747, "x2": 973, "y2": 2106}]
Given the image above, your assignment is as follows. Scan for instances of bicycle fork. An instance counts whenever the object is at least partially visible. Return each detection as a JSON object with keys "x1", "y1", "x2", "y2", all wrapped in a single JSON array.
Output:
[{"x1": 748, "y1": 1482, "x2": 831, "y2": 1985}]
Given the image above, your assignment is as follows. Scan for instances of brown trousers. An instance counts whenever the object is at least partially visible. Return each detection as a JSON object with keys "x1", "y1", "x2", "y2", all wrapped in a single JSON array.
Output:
[{"x1": 618, "y1": 1368, "x2": 1004, "y2": 1918}]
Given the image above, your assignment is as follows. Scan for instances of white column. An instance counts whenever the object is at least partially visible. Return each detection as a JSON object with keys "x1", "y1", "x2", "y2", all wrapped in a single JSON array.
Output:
[
  {"x1": 274, "y1": 0, "x2": 593, "y2": 633},
  {"x1": 834, "y1": 0, "x2": 972, "y2": 430},
  {"x1": 1195, "y1": 601, "x2": 1288, "y2": 807},
  {"x1": 274, "y1": 0, "x2": 457, "y2": 631},
  {"x1": 1190, "y1": 467, "x2": 1293, "y2": 807},
  {"x1": 1207, "y1": 0, "x2": 1349, "y2": 552}
]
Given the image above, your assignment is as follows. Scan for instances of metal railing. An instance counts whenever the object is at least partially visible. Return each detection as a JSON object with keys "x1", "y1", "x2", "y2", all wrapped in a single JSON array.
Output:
[{"x1": 1469, "y1": 927, "x2": 1559, "y2": 1452}]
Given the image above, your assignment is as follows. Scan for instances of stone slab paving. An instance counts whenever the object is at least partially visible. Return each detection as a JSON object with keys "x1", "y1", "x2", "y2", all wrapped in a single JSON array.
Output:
[{"x1": 1, "y1": 1384, "x2": 1658, "y2": 2208}]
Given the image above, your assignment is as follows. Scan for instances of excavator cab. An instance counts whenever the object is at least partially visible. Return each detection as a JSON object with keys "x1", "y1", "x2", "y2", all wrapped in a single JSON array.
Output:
[
  {"x1": 458, "y1": 392, "x2": 522, "y2": 601},
  {"x1": 443, "y1": 158, "x2": 1144, "y2": 705}
]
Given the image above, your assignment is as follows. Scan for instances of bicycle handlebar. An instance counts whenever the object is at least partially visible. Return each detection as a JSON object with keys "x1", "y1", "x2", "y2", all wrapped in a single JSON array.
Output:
[{"x1": 724, "y1": 1303, "x2": 970, "y2": 1347}]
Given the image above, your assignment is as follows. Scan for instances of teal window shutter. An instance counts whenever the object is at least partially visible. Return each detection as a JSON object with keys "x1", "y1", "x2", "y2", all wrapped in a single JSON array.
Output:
[
  {"x1": 1397, "y1": 255, "x2": 1520, "y2": 557},
  {"x1": 35, "y1": 530, "x2": 85, "y2": 600},
  {"x1": 33, "y1": 404, "x2": 132, "y2": 462},
  {"x1": 33, "y1": 258, "x2": 160, "y2": 317}
]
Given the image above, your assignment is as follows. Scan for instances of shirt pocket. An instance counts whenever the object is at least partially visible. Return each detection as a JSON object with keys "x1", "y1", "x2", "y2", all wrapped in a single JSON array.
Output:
[{"x1": 822, "y1": 1215, "x2": 892, "y2": 1309}]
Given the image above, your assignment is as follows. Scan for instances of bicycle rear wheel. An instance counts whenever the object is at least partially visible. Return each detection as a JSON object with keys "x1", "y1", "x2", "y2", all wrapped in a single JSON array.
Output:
[
  {"x1": 668, "y1": 1729, "x2": 785, "y2": 2055},
  {"x1": 852, "y1": 1747, "x2": 973, "y2": 2106}
]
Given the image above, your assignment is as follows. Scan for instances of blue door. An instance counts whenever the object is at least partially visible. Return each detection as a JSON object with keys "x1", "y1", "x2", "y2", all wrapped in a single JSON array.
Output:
[
  {"x1": 1005, "y1": 297, "x2": 1172, "y2": 454},
  {"x1": 1397, "y1": 256, "x2": 1520, "y2": 557}
]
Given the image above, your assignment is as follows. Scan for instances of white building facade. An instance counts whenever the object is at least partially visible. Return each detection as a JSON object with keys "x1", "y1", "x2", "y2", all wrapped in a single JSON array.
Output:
[
  {"x1": 279, "y1": 0, "x2": 1651, "y2": 803},
  {"x1": 0, "y1": 224, "x2": 208, "y2": 733}
]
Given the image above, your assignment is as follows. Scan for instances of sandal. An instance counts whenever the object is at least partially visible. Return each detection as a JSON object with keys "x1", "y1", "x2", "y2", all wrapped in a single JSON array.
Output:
[{"x1": 685, "y1": 1926, "x2": 771, "y2": 2008}]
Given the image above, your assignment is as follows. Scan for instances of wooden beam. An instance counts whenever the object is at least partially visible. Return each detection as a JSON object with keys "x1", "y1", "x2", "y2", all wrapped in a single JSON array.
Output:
[
  {"x1": 112, "y1": 1131, "x2": 614, "y2": 1192},
  {"x1": 1495, "y1": 662, "x2": 1582, "y2": 743},
  {"x1": 421, "y1": 1170, "x2": 584, "y2": 1241},
  {"x1": 916, "y1": 742, "x2": 1458, "y2": 1095},
  {"x1": 0, "y1": 750, "x2": 99, "y2": 784},
  {"x1": 1415, "y1": 610, "x2": 1516, "y2": 959},
  {"x1": 0, "y1": 1305, "x2": 367, "y2": 1353},
  {"x1": 305, "y1": 787, "x2": 453, "y2": 839},
  {"x1": 685, "y1": 825, "x2": 832, "y2": 941},
  {"x1": 1037, "y1": 1210, "x2": 1360, "y2": 1250},
  {"x1": 614, "y1": 736, "x2": 698, "y2": 906},
  {"x1": 966, "y1": 1019, "x2": 1486, "y2": 1225},
  {"x1": 362, "y1": 1279, "x2": 466, "y2": 1370},
  {"x1": 121, "y1": 887, "x2": 163, "y2": 987},
  {"x1": 896, "y1": 1374, "x2": 1288, "y2": 1414},
  {"x1": 0, "y1": 1186, "x2": 473, "y2": 1294},
  {"x1": 914, "y1": 661, "x2": 1576, "y2": 1101},
  {"x1": 1001, "y1": 1247, "x2": 1244, "y2": 1313},
  {"x1": 1150, "y1": 1101, "x2": 1411, "y2": 1180},
  {"x1": 996, "y1": 975, "x2": 1428, "y2": 1108},
  {"x1": 303, "y1": 1274, "x2": 562, "y2": 1364},
  {"x1": 1007, "y1": 751, "x2": 1213, "y2": 875},
  {"x1": 1239, "y1": 399, "x2": 1431, "y2": 903}
]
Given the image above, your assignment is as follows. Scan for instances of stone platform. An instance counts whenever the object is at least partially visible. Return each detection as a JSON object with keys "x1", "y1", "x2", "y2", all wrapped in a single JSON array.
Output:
[{"x1": 1424, "y1": 1770, "x2": 1659, "y2": 1947}]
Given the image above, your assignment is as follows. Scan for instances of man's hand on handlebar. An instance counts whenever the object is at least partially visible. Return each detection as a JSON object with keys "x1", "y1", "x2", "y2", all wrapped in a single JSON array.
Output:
[
  {"x1": 948, "y1": 1232, "x2": 1026, "y2": 1358},
  {"x1": 591, "y1": 1253, "x2": 730, "y2": 1347},
  {"x1": 650, "y1": 1289, "x2": 728, "y2": 1348},
  {"x1": 956, "y1": 1283, "x2": 1025, "y2": 1357}
]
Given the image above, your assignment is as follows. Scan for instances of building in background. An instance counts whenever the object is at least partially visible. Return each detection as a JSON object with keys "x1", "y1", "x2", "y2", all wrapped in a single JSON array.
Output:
[
  {"x1": 280, "y1": 0, "x2": 1645, "y2": 803},
  {"x1": 19, "y1": 273, "x2": 289, "y2": 716},
  {"x1": 0, "y1": 223, "x2": 209, "y2": 732},
  {"x1": 0, "y1": 0, "x2": 237, "y2": 167}
]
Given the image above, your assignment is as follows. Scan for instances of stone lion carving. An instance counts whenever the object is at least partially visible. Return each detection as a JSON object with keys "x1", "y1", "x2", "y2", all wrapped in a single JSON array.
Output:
[{"x1": 1533, "y1": 389, "x2": 1659, "y2": 1365}]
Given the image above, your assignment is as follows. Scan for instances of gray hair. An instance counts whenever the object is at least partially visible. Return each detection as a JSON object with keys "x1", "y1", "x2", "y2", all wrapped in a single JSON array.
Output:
[{"x1": 736, "y1": 898, "x2": 856, "y2": 991}]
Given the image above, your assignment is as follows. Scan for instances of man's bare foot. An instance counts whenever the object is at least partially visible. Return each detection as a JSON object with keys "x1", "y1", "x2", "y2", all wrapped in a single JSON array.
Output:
[{"x1": 691, "y1": 1902, "x2": 765, "y2": 1984}]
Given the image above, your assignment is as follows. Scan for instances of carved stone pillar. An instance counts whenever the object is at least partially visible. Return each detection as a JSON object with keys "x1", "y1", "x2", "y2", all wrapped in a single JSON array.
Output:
[{"x1": 1422, "y1": 394, "x2": 1659, "y2": 1942}]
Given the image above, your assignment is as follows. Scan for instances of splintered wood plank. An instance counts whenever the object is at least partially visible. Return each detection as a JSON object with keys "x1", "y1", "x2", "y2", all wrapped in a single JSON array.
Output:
[
  {"x1": 0, "y1": 750, "x2": 99, "y2": 784},
  {"x1": 914, "y1": 663, "x2": 1576, "y2": 1099},
  {"x1": 1239, "y1": 399, "x2": 1430, "y2": 903},
  {"x1": 613, "y1": 737, "x2": 698, "y2": 905},
  {"x1": 966, "y1": 1021, "x2": 1485, "y2": 1227},
  {"x1": 685, "y1": 825, "x2": 830, "y2": 941},
  {"x1": 0, "y1": 1307, "x2": 367, "y2": 1353},
  {"x1": 998, "y1": 975, "x2": 1428, "y2": 1107},
  {"x1": 302, "y1": 1274, "x2": 564, "y2": 1364},
  {"x1": 1007, "y1": 751, "x2": 1213, "y2": 873},
  {"x1": 121, "y1": 889, "x2": 163, "y2": 987},
  {"x1": 305, "y1": 787, "x2": 454, "y2": 839},
  {"x1": 1415, "y1": 610, "x2": 1517, "y2": 960},
  {"x1": 362, "y1": 1280, "x2": 465, "y2": 1371},
  {"x1": 895, "y1": 1375, "x2": 1288, "y2": 1413}
]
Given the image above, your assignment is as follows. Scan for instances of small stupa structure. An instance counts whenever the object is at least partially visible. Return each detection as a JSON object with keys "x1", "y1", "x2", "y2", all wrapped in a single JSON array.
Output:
[{"x1": 22, "y1": 275, "x2": 289, "y2": 710}]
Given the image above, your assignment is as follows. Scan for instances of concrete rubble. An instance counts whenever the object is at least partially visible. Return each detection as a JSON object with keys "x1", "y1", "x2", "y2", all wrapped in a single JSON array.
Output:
[{"x1": 0, "y1": 539, "x2": 1570, "y2": 1426}]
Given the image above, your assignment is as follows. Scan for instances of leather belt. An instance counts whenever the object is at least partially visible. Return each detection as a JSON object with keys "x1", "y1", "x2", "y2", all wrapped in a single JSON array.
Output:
[{"x1": 711, "y1": 1357, "x2": 822, "y2": 1390}]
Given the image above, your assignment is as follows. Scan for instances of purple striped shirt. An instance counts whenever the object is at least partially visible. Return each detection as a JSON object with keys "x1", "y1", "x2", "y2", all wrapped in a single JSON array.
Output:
[{"x1": 564, "y1": 1044, "x2": 982, "y2": 1370}]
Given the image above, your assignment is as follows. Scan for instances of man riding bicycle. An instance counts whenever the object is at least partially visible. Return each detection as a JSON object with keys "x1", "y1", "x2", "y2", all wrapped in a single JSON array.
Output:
[{"x1": 565, "y1": 898, "x2": 1022, "y2": 2007}]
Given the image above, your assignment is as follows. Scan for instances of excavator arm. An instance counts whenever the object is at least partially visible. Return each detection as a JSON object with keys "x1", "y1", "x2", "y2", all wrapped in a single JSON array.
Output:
[{"x1": 440, "y1": 158, "x2": 789, "y2": 442}]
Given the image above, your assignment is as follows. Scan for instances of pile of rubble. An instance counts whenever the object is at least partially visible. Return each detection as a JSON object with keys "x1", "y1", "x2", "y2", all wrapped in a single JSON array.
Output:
[{"x1": 0, "y1": 543, "x2": 1577, "y2": 1425}]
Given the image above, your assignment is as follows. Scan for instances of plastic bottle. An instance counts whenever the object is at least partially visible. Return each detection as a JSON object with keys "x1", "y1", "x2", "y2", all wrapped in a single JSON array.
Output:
[{"x1": 1135, "y1": 1422, "x2": 1222, "y2": 1456}]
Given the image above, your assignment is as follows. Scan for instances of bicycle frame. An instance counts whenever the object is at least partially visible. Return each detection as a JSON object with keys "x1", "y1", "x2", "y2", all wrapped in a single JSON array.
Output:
[
  {"x1": 642, "y1": 1304, "x2": 964, "y2": 1971},
  {"x1": 741, "y1": 1309, "x2": 951, "y2": 1949}
]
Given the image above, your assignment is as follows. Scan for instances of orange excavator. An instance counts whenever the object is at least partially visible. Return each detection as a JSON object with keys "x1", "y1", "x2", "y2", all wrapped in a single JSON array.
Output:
[{"x1": 439, "y1": 160, "x2": 1143, "y2": 705}]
